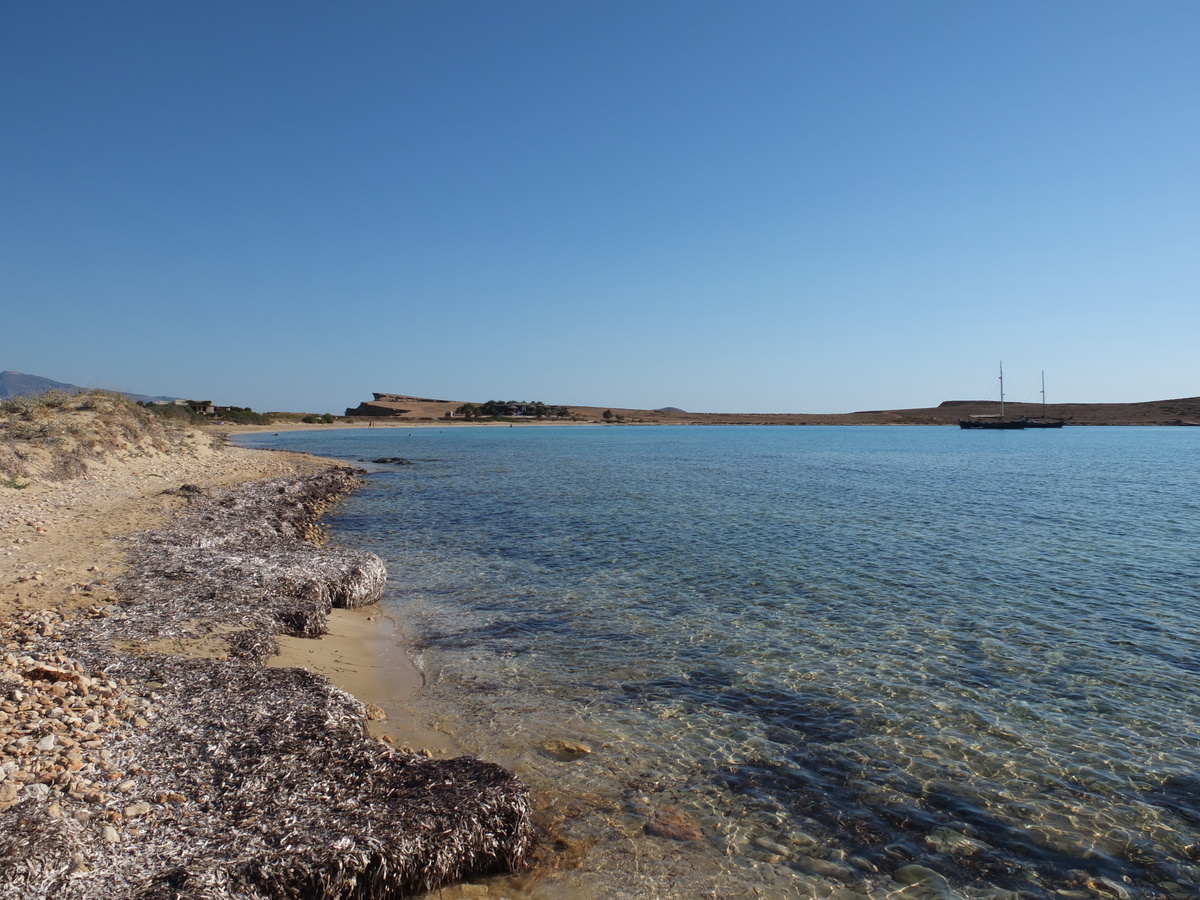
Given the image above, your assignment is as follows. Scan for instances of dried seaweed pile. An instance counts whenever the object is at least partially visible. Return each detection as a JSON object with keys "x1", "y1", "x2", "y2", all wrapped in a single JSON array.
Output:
[
  {"x1": 0, "y1": 469, "x2": 533, "y2": 899},
  {"x1": 102, "y1": 468, "x2": 389, "y2": 661}
]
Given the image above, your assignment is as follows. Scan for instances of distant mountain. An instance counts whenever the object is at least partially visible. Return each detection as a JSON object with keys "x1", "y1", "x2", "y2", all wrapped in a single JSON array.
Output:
[
  {"x1": 0, "y1": 371, "x2": 85, "y2": 399},
  {"x1": 0, "y1": 370, "x2": 178, "y2": 405}
]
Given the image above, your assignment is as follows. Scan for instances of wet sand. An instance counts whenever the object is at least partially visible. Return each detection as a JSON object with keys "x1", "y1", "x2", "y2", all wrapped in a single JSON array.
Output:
[{"x1": 268, "y1": 606, "x2": 459, "y2": 756}]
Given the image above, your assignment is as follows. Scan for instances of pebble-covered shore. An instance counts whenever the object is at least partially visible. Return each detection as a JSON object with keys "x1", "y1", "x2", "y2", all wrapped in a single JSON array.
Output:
[{"x1": 0, "y1": 608, "x2": 151, "y2": 818}]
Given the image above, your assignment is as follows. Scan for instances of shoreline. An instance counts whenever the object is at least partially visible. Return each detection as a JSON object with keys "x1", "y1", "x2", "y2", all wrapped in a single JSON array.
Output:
[
  {"x1": 1, "y1": 421, "x2": 529, "y2": 896},
  {"x1": 1, "y1": 425, "x2": 460, "y2": 756}
]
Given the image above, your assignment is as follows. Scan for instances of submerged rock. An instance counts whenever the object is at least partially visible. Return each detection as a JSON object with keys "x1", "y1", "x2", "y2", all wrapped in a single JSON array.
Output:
[
  {"x1": 632, "y1": 803, "x2": 704, "y2": 842},
  {"x1": 892, "y1": 864, "x2": 966, "y2": 900},
  {"x1": 539, "y1": 739, "x2": 591, "y2": 762}
]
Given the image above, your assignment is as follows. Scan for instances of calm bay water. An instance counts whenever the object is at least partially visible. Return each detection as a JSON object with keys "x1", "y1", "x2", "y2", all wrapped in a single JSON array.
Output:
[{"x1": 237, "y1": 425, "x2": 1200, "y2": 899}]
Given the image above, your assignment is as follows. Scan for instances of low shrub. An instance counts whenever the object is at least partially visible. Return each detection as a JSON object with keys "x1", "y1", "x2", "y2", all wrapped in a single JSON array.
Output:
[{"x1": 1, "y1": 390, "x2": 203, "y2": 482}]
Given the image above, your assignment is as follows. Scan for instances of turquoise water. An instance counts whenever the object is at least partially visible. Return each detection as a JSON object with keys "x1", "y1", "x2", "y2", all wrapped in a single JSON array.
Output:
[{"x1": 238, "y1": 425, "x2": 1200, "y2": 899}]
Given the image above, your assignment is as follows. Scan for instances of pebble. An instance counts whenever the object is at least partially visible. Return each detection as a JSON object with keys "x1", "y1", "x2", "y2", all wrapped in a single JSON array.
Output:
[
  {"x1": 0, "y1": 608, "x2": 155, "y2": 812},
  {"x1": 123, "y1": 801, "x2": 151, "y2": 818},
  {"x1": 798, "y1": 854, "x2": 855, "y2": 881},
  {"x1": 788, "y1": 829, "x2": 819, "y2": 847},
  {"x1": 752, "y1": 835, "x2": 791, "y2": 856},
  {"x1": 101, "y1": 825, "x2": 120, "y2": 843}
]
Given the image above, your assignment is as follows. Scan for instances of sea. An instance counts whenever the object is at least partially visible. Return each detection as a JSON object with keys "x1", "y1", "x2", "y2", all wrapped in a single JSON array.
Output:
[{"x1": 235, "y1": 425, "x2": 1200, "y2": 900}]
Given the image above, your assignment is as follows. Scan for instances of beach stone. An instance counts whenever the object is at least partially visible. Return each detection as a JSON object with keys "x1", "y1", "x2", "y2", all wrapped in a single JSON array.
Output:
[
  {"x1": 101, "y1": 825, "x2": 119, "y2": 843},
  {"x1": 36, "y1": 734, "x2": 55, "y2": 751},
  {"x1": 364, "y1": 703, "x2": 387, "y2": 721},
  {"x1": 123, "y1": 801, "x2": 151, "y2": 818}
]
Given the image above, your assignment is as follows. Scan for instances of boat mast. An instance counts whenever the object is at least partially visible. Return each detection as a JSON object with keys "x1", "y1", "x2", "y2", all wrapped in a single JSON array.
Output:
[
  {"x1": 1041, "y1": 370, "x2": 1046, "y2": 419},
  {"x1": 999, "y1": 362, "x2": 1004, "y2": 419}
]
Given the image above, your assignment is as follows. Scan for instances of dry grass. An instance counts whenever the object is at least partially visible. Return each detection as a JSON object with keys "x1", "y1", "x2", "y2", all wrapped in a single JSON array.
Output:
[{"x1": 0, "y1": 391, "x2": 206, "y2": 484}]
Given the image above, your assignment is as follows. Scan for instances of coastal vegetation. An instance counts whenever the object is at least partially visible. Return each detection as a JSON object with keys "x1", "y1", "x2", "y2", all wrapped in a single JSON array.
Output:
[
  {"x1": 143, "y1": 402, "x2": 274, "y2": 426},
  {"x1": 1, "y1": 390, "x2": 197, "y2": 484},
  {"x1": 453, "y1": 400, "x2": 571, "y2": 420}
]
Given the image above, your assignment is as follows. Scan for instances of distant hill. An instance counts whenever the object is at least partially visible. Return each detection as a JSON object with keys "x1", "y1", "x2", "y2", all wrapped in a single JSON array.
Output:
[
  {"x1": 0, "y1": 370, "x2": 178, "y2": 405},
  {"x1": 0, "y1": 371, "x2": 82, "y2": 399}
]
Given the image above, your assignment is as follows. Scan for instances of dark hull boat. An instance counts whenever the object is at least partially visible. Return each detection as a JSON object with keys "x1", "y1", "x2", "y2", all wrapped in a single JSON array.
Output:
[
  {"x1": 958, "y1": 367, "x2": 1065, "y2": 430},
  {"x1": 959, "y1": 363, "x2": 1027, "y2": 429}
]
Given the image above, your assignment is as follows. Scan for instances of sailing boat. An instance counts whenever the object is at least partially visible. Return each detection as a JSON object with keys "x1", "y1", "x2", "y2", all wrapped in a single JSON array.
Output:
[
  {"x1": 958, "y1": 363, "x2": 1027, "y2": 429},
  {"x1": 1024, "y1": 370, "x2": 1065, "y2": 428}
]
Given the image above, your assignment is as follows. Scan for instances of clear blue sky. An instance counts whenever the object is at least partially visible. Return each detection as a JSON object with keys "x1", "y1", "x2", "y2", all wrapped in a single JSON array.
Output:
[{"x1": 3, "y1": 2, "x2": 1197, "y2": 413}]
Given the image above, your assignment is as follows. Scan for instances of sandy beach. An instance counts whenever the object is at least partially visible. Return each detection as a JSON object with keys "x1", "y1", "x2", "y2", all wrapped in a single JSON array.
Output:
[{"x1": 0, "y1": 393, "x2": 529, "y2": 897}]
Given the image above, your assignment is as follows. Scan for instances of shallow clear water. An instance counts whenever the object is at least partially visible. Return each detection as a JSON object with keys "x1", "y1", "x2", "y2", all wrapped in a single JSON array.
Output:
[{"x1": 238, "y1": 425, "x2": 1200, "y2": 899}]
